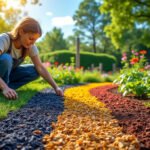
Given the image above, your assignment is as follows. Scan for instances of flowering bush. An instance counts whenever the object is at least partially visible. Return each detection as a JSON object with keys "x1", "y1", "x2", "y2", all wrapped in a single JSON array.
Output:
[
  {"x1": 49, "y1": 64, "x2": 81, "y2": 84},
  {"x1": 114, "y1": 50, "x2": 150, "y2": 98},
  {"x1": 40, "y1": 58, "x2": 118, "y2": 85}
]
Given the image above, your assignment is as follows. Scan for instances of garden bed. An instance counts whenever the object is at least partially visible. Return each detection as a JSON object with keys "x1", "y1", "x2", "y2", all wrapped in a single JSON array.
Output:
[
  {"x1": 0, "y1": 83, "x2": 149, "y2": 149},
  {"x1": 90, "y1": 84, "x2": 150, "y2": 150},
  {"x1": 44, "y1": 83, "x2": 140, "y2": 150}
]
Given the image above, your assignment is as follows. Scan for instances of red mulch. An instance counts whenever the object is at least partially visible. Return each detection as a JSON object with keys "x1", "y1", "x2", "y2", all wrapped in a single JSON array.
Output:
[{"x1": 90, "y1": 84, "x2": 150, "y2": 150}]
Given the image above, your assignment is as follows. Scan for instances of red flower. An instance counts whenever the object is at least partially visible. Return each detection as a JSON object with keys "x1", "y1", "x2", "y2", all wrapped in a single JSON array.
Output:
[
  {"x1": 130, "y1": 58, "x2": 139, "y2": 64},
  {"x1": 139, "y1": 50, "x2": 147, "y2": 55},
  {"x1": 80, "y1": 66, "x2": 84, "y2": 69},
  {"x1": 54, "y1": 61, "x2": 59, "y2": 66}
]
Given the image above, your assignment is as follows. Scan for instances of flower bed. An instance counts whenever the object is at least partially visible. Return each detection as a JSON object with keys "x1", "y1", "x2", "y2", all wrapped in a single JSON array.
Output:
[
  {"x1": 90, "y1": 84, "x2": 150, "y2": 149},
  {"x1": 43, "y1": 83, "x2": 139, "y2": 149}
]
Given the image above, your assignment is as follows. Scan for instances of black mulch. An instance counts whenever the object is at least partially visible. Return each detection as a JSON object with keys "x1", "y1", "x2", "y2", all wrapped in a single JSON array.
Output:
[{"x1": 0, "y1": 88, "x2": 66, "y2": 150}]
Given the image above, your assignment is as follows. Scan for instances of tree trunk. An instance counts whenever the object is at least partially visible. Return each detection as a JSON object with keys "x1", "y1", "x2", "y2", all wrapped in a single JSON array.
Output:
[
  {"x1": 103, "y1": 37, "x2": 107, "y2": 53},
  {"x1": 76, "y1": 37, "x2": 80, "y2": 68},
  {"x1": 93, "y1": 34, "x2": 96, "y2": 53}
]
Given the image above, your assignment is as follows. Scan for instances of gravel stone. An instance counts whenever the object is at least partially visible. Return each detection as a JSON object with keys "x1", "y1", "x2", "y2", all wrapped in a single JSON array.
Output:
[{"x1": 0, "y1": 87, "x2": 67, "y2": 150}]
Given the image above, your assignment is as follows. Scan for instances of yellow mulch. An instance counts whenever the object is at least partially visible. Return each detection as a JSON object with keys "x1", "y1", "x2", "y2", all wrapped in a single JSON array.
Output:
[{"x1": 43, "y1": 83, "x2": 140, "y2": 150}]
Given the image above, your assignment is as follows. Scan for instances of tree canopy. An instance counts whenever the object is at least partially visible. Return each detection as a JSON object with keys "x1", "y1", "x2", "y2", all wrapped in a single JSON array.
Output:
[
  {"x1": 100, "y1": 0, "x2": 150, "y2": 48},
  {"x1": 0, "y1": 0, "x2": 41, "y2": 32},
  {"x1": 37, "y1": 27, "x2": 68, "y2": 52},
  {"x1": 73, "y1": 0, "x2": 103, "y2": 53}
]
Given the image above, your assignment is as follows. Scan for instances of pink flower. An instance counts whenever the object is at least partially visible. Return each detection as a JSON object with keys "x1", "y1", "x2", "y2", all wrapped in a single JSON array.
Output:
[
  {"x1": 43, "y1": 62, "x2": 51, "y2": 67},
  {"x1": 145, "y1": 65, "x2": 150, "y2": 70},
  {"x1": 135, "y1": 52, "x2": 139, "y2": 56},
  {"x1": 131, "y1": 50, "x2": 135, "y2": 54},
  {"x1": 140, "y1": 55, "x2": 144, "y2": 59},
  {"x1": 63, "y1": 66, "x2": 67, "y2": 69},
  {"x1": 68, "y1": 66, "x2": 73, "y2": 71},
  {"x1": 121, "y1": 56, "x2": 127, "y2": 61},
  {"x1": 123, "y1": 53, "x2": 127, "y2": 57},
  {"x1": 130, "y1": 61, "x2": 135, "y2": 65}
]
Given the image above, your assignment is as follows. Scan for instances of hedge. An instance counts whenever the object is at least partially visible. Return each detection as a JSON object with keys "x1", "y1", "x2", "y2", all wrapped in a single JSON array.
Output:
[{"x1": 40, "y1": 50, "x2": 117, "y2": 71}]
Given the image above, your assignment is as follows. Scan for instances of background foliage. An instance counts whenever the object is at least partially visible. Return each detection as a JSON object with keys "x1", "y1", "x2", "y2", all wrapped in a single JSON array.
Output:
[
  {"x1": 40, "y1": 50, "x2": 117, "y2": 71},
  {"x1": 1, "y1": 0, "x2": 150, "y2": 69}
]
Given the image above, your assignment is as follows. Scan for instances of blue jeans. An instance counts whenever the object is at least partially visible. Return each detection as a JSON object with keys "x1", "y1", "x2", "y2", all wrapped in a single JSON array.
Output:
[{"x1": 0, "y1": 53, "x2": 39, "y2": 89}]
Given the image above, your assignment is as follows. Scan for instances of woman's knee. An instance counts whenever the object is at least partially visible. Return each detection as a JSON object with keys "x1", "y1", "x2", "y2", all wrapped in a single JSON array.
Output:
[
  {"x1": 32, "y1": 66, "x2": 40, "y2": 79},
  {"x1": 0, "y1": 53, "x2": 13, "y2": 69},
  {"x1": 26, "y1": 65, "x2": 40, "y2": 80}
]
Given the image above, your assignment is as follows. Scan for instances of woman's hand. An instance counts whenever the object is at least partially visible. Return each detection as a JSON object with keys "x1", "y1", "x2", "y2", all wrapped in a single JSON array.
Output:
[
  {"x1": 54, "y1": 87, "x2": 64, "y2": 96},
  {"x1": 2, "y1": 86, "x2": 18, "y2": 100},
  {"x1": 31, "y1": 55, "x2": 64, "y2": 97}
]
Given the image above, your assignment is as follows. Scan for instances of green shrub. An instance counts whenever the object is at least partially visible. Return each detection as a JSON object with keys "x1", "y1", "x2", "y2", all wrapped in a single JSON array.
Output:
[
  {"x1": 42, "y1": 64, "x2": 81, "y2": 85},
  {"x1": 80, "y1": 71, "x2": 103, "y2": 83},
  {"x1": 40, "y1": 50, "x2": 117, "y2": 72},
  {"x1": 114, "y1": 50, "x2": 150, "y2": 98}
]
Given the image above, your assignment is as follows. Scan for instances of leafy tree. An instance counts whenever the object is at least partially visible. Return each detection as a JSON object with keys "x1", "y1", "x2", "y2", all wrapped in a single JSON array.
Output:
[
  {"x1": 0, "y1": 18, "x2": 11, "y2": 33},
  {"x1": 66, "y1": 35, "x2": 76, "y2": 51},
  {"x1": 100, "y1": 0, "x2": 150, "y2": 48},
  {"x1": 73, "y1": 0, "x2": 103, "y2": 53},
  {"x1": 37, "y1": 27, "x2": 68, "y2": 52},
  {"x1": 0, "y1": 0, "x2": 41, "y2": 32}
]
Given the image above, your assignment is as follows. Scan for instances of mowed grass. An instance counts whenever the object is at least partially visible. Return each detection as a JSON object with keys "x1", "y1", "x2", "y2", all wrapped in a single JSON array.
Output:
[{"x1": 0, "y1": 78, "x2": 50, "y2": 120}]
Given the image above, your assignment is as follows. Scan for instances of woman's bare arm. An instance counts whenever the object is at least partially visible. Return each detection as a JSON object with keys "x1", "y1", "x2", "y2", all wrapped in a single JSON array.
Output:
[{"x1": 31, "y1": 55, "x2": 63, "y2": 96}]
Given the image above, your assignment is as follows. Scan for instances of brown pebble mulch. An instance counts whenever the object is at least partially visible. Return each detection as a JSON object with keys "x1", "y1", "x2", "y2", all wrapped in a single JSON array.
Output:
[{"x1": 90, "y1": 84, "x2": 150, "y2": 150}]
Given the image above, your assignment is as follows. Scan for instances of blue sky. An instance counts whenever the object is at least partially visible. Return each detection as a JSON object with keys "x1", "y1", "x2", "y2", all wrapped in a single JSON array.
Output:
[{"x1": 23, "y1": 0, "x2": 82, "y2": 38}]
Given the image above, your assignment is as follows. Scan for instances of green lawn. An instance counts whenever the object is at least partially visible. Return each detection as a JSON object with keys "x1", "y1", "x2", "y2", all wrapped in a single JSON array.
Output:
[{"x1": 0, "y1": 78, "x2": 50, "y2": 120}]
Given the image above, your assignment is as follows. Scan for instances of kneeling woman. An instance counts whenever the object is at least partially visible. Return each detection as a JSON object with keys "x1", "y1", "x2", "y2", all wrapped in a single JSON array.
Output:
[{"x1": 0, "y1": 17, "x2": 63, "y2": 99}]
